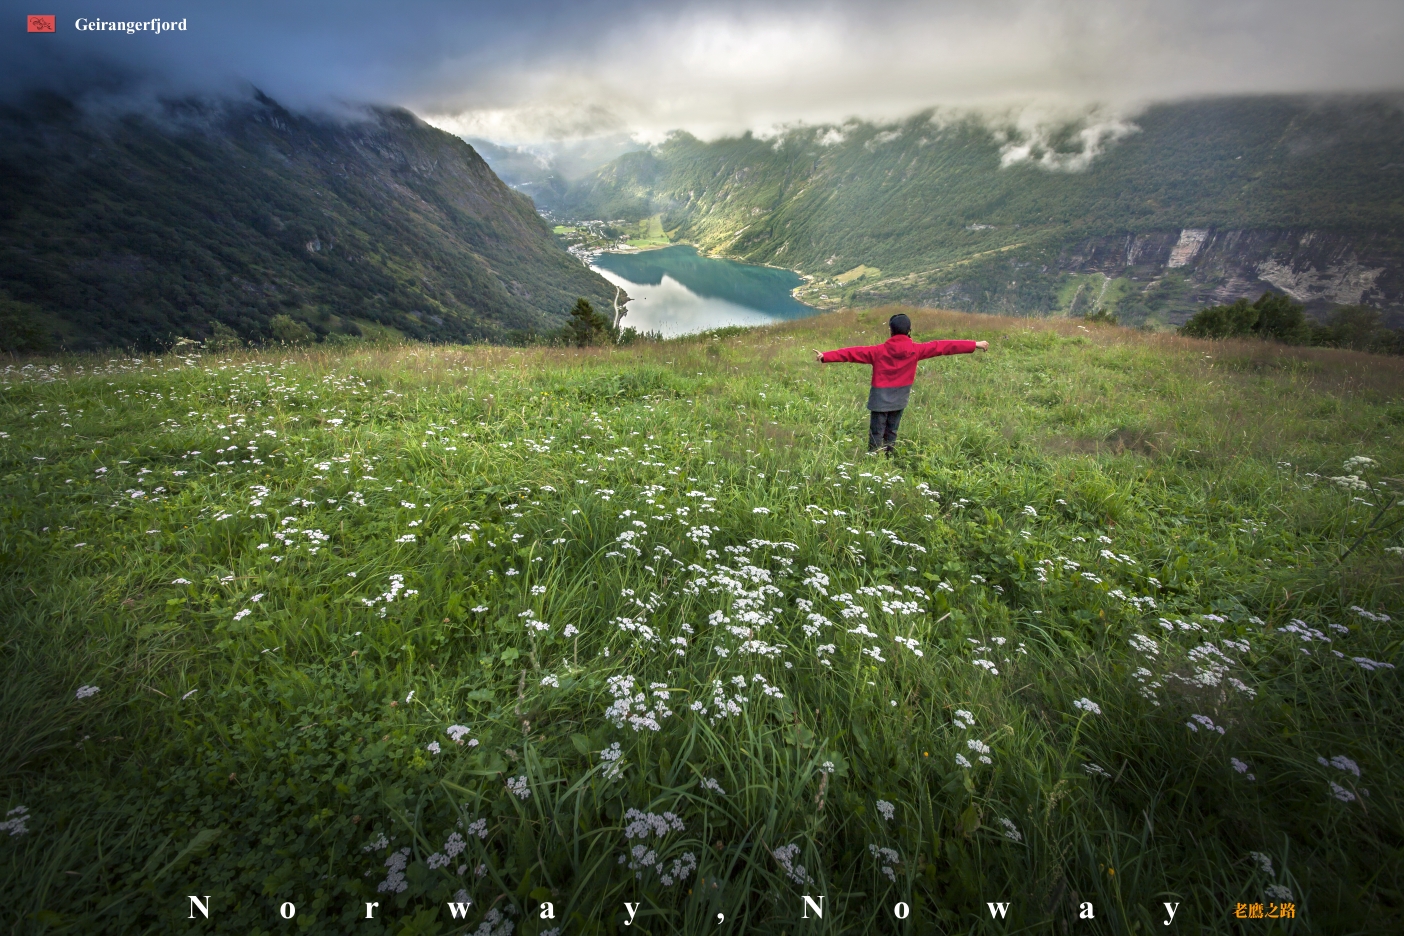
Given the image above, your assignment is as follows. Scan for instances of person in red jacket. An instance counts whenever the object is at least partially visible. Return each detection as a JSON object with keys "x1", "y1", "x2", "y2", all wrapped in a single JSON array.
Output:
[{"x1": 814, "y1": 313, "x2": 988, "y2": 454}]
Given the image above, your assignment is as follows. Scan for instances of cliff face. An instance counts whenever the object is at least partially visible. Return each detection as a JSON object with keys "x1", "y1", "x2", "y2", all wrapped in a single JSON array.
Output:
[
  {"x1": 0, "y1": 92, "x2": 616, "y2": 351},
  {"x1": 1054, "y1": 228, "x2": 1398, "y2": 322},
  {"x1": 855, "y1": 227, "x2": 1403, "y2": 328}
]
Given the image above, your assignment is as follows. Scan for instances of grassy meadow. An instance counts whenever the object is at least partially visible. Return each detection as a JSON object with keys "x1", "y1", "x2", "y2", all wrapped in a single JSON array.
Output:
[{"x1": 1, "y1": 308, "x2": 1401, "y2": 935}]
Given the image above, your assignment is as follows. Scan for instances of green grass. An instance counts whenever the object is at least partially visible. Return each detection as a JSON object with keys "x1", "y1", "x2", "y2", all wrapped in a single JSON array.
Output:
[
  {"x1": 1, "y1": 308, "x2": 1401, "y2": 934},
  {"x1": 833, "y1": 267, "x2": 882, "y2": 286},
  {"x1": 623, "y1": 215, "x2": 671, "y2": 249}
]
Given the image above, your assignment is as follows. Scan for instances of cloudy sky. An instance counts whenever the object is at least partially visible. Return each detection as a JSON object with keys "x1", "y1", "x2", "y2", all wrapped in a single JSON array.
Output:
[{"x1": 4, "y1": 0, "x2": 1403, "y2": 142}]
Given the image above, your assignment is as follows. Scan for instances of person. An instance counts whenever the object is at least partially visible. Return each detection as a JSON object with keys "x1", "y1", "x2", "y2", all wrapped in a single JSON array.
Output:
[{"x1": 813, "y1": 313, "x2": 988, "y2": 454}]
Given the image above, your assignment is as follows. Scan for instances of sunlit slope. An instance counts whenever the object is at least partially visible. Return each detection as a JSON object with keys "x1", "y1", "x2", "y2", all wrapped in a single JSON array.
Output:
[{"x1": 1, "y1": 310, "x2": 1400, "y2": 933}]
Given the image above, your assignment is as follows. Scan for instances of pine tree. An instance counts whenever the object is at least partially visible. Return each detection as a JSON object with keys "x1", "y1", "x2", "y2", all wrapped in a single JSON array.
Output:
[{"x1": 566, "y1": 298, "x2": 612, "y2": 347}]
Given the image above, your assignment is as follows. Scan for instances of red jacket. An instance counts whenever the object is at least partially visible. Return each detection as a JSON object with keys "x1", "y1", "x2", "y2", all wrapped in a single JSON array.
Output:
[{"x1": 821, "y1": 335, "x2": 977, "y2": 387}]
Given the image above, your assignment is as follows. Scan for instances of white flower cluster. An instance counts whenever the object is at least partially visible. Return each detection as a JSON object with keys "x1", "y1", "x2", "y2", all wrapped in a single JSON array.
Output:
[
  {"x1": 1073, "y1": 697, "x2": 1102, "y2": 715},
  {"x1": 700, "y1": 675, "x2": 746, "y2": 716},
  {"x1": 618, "y1": 809, "x2": 695, "y2": 886},
  {"x1": 0, "y1": 805, "x2": 30, "y2": 837},
  {"x1": 1317, "y1": 754, "x2": 1360, "y2": 776},
  {"x1": 377, "y1": 847, "x2": 411, "y2": 893},
  {"x1": 623, "y1": 808, "x2": 684, "y2": 840},
  {"x1": 1186, "y1": 714, "x2": 1224, "y2": 734},
  {"x1": 446, "y1": 725, "x2": 479, "y2": 747},
  {"x1": 506, "y1": 775, "x2": 530, "y2": 799},
  {"x1": 893, "y1": 635, "x2": 923, "y2": 657},
  {"x1": 875, "y1": 799, "x2": 895, "y2": 821},
  {"x1": 426, "y1": 832, "x2": 466, "y2": 869},
  {"x1": 868, "y1": 844, "x2": 900, "y2": 881},
  {"x1": 518, "y1": 609, "x2": 551, "y2": 635},
  {"x1": 772, "y1": 843, "x2": 813, "y2": 885},
  {"x1": 599, "y1": 742, "x2": 625, "y2": 780},
  {"x1": 1129, "y1": 633, "x2": 1159, "y2": 656},
  {"x1": 997, "y1": 817, "x2": 1023, "y2": 843},
  {"x1": 361, "y1": 573, "x2": 412, "y2": 617},
  {"x1": 472, "y1": 907, "x2": 514, "y2": 936},
  {"x1": 604, "y1": 675, "x2": 674, "y2": 732}
]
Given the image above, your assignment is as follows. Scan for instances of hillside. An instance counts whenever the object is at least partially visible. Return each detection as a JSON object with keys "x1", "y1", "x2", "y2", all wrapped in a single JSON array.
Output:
[
  {"x1": 1, "y1": 313, "x2": 1400, "y2": 932},
  {"x1": 537, "y1": 96, "x2": 1404, "y2": 327},
  {"x1": 0, "y1": 92, "x2": 617, "y2": 352}
]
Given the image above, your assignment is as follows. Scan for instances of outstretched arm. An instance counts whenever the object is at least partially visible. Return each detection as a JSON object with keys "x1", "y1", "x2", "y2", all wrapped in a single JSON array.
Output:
[
  {"x1": 915, "y1": 339, "x2": 988, "y2": 359},
  {"x1": 814, "y1": 344, "x2": 880, "y2": 364}
]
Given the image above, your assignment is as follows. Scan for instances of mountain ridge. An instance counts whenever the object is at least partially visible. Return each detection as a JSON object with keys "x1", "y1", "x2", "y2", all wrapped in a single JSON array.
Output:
[
  {"x1": 0, "y1": 91, "x2": 616, "y2": 352},
  {"x1": 527, "y1": 96, "x2": 1404, "y2": 326}
]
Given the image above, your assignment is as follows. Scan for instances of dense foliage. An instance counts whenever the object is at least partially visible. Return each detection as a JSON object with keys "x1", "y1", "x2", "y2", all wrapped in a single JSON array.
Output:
[
  {"x1": 1182, "y1": 294, "x2": 1404, "y2": 353},
  {"x1": 2, "y1": 310, "x2": 1400, "y2": 934},
  {"x1": 0, "y1": 92, "x2": 616, "y2": 353},
  {"x1": 534, "y1": 97, "x2": 1404, "y2": 326}
]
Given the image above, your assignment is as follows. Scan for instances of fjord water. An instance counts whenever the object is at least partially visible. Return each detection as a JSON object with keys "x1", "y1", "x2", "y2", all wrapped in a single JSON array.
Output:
[{"x1": 591, "y1": 245, "x2": 817, "y2": 337}]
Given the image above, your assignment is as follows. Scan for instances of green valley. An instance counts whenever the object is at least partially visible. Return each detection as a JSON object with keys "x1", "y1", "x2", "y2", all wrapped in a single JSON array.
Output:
[{"x1": 531, "y1": 97, "x2": 1404, "y2": 327}]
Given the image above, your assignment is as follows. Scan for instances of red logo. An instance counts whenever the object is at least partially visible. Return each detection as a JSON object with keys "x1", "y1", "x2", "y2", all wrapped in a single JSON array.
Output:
[{"x1": 28, "y1": 14, "x2": 55, "y2": 32}]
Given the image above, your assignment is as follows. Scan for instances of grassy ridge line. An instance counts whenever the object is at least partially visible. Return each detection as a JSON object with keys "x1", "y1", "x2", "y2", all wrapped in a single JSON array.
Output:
[{"x1": 0, "y1": 309, "x2": 1401, "y2": 934}]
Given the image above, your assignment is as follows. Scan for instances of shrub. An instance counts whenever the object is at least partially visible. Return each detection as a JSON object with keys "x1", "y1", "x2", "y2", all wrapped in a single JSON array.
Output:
[
  {"x1": 269, "y1": 314, "x2": 316, "y2": 345},
  {"x1": 1181, "y1": 291, "x2": 1308, "y2": 342},
  {"x1": 0, "y1": 297, "x2": 49, "y2": 354},
  {"x1": 1183, "y1": 295, "x2": 1402, "y2": 354},
  {"x1": 1317, "y1": 305, "x2": 1404, "y2": 353}
]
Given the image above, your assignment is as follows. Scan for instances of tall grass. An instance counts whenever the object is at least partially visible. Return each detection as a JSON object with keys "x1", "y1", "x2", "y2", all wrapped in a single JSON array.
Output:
[{"x1": 0, "y1": 309, "x2": 1400, "y2": 934}]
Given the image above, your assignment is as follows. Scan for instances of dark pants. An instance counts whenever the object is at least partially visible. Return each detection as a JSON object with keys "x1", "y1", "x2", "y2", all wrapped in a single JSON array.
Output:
[{"x1": 868, "y1": 409, "x2": 904, "y2": 453}]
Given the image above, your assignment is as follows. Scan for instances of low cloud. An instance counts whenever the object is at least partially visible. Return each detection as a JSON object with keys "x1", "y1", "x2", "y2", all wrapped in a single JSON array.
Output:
[
  {"x1": 995, "y1": 111, "x2": 1142, "y2": 172},
  {"x1": 4, "y1": 0, "x2": 1401, "y2": 146}
]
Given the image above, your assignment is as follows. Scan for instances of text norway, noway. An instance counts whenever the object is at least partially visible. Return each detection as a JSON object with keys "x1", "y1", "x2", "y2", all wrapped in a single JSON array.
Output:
[
  {"x1": 74, "y1": 18, "x2": 187, "y2": 34},
  {"x1": 187, "y1": 895, "x2": 1185, "y2": 925}
]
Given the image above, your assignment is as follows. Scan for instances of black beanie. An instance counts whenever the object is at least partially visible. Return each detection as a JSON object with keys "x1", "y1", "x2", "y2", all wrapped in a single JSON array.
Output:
[{"x1": 888, "y1": 313, "x2": 911, "y2": 335}]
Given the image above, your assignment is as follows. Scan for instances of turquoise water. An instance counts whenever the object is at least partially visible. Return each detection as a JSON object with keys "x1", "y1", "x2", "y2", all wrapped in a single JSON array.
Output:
[{"x1": 590, "y1": 245, "x2": 818, "y2": 337}]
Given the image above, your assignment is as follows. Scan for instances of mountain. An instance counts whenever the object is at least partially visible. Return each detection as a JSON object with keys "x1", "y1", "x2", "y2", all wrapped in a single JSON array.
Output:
[
  {"x1": 537, "y1": 96, "x2": 1404, "y2": 327},
  {"x1": 0, "y1": 91, "x2": 617, "y2": 352}
]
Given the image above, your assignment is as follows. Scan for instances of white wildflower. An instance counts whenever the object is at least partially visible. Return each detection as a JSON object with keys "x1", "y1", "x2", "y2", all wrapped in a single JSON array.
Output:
[
  {"x1": 1250, "y1": 851, "x2": 1274, "y2": 875},
  {"x1": 0, "y1": 806, "x2": 30, "y2": 837}
]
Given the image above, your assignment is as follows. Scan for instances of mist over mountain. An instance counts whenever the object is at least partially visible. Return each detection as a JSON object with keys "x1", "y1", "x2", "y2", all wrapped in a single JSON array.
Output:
[
  {"x1": 0, "y1": 90, "x2": 617, "y2": 352},
  {"x1": 466, "y1": 135, "x2": 648, "y2": 208},
  {"x1": 525, "y1": 96, "x2": 1404, "y2": 327}
]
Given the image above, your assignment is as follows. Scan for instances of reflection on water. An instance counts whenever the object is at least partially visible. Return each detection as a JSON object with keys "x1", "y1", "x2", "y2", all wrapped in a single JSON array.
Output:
[{"x1": 590, "y1": 245, "x2": 818, "y2": 337}]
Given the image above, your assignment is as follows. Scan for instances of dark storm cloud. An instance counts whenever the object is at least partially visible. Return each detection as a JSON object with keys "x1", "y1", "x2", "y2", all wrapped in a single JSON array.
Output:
[{"x1": 3, "y1": 0, "x2": 1402, "y2": 139}]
